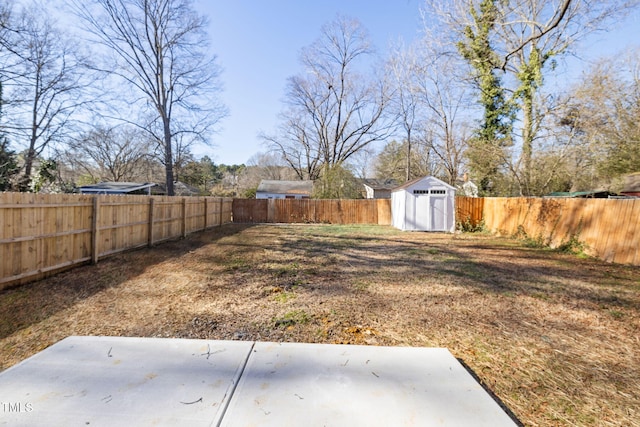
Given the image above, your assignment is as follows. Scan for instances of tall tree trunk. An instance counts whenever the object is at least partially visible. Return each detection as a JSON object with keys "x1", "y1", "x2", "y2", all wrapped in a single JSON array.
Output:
[
  {"x1": 21, "y1": 98, "x2": 39, "y2": 191},
  {"x1": 405, "y1": 130, "x2": 411, "y2": 182},
  {"x1": 521, "y1": 90, "x2": 533, "y2": 196},
  {"x1": 163, "y1": 117, "x2": 174, "y2": 196}
]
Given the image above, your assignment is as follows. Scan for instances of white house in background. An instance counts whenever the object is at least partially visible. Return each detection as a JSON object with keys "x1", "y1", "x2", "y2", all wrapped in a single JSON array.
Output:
[
  {"x1": 362, "y1": 179, "x2": 398, "y2": 199},
  {"x1": 256, "y1": 180, "x2": 313, "y2": 199},
  {"x1": 391, "y1": 176, "x2": 456, "y2": 232}
]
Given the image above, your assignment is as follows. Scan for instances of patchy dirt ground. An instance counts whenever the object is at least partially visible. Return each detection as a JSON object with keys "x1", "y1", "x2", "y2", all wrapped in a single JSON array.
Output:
[{"x1": 1, "y1": 224, "x2": 639, "y2": 426}]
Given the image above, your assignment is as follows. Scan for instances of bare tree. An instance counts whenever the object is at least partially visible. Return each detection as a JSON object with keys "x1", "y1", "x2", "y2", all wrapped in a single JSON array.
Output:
[
  {"x1": 385, "y1": 42, "x2": 421, "y2": 182},
  {"x1": 71, "y1": 0, "x2": 226, "y2": 196},
  {"x1": 557, "y1": 50, "x2": 640, "y2": 188},
  {"x1": 262, "y1": 16, "x2": 393, "y2": 183},
  {"x1": 2, "y1": 2, "x2": 87, "y2": 191},
  {"x1": 63, "y1": 125, "x2": 154, "y2": 182},
  {"x1": 414, "y1": 43, "x2": 474, "y2": 186},
  {"x1": 246, "y1": 152, "x2": 297, "y2": 181},
  {"x1": 374, "y1": 139, "x2": 437, "y2": 182}
]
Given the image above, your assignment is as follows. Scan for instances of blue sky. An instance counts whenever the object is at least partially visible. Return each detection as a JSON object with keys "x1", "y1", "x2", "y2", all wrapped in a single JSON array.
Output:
[
  {"x1": 195, "y1": 1, "x2": 639, "y2": 165},
  {"x1": 197, "y1": 0, "x2": 424, "y2": 165}
]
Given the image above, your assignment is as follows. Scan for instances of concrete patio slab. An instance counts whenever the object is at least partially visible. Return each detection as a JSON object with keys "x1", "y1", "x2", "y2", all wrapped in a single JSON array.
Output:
[
  {"x1": 221, "y1": 341, "x2": 517, "y2": 427},
  {"x1": 0, "y1": 337, "x2": 518, "y2": 426},
  {"x1": 0, "y1": 336, "x2": 253, "y2": 427}
]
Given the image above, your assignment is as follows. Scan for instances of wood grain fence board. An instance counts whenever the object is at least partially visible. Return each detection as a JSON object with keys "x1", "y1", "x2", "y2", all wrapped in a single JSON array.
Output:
[
  {"x1": 479, "y1": 197, "x2": 640, "y2": 265},
  {"x1": 483, "y1": 198, "x2": 501, "y2": 234},
  {"x1": 1, "y1": 193, "x2": 231, "y2": 289},
  {"x1": 630, "y1": 200, "x2": 640, "y2": 265},
  {"x1": 606, "y1": 199, "x2": 633, "y2": 263},
  {"x1": 615, "y1": 199, "x2": 639, "y2": 265},
  {"x1": 608, "y1": 199, "x2": 632, "y2": 264},
  {"x1": 377, "y1": 199, "x2": 391, "y2": 225},
  {"x1": 588, "y1": 200, "x2": 606, "y2": 259},
  {"x1": 486, "y1": 198, "x2": 500, "y2": 234},
  {"x1": 231, "y1": 199, "x2": 389, "y2": 225},
  {"x1": 617, "y1": 200, "x2": 635, "y2": 264},
  {"x1": 598, "y1": 200, "x2": 620, "y2": 262},
  {"x1": 597, "y1": 199, "x2": 617, "y2": 260},
  {"x1": 580, "y1": 200, "x2": 601, "y2": 256},
  {"x1": 232, "y1": 199, "x2": 266, "y2": 223}
]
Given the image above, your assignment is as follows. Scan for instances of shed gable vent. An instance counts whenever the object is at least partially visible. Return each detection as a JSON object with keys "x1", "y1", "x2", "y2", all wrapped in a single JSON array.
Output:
[
  {"x1": 413, "y1": 189, "x2": 429, "y2": 194},
  {"x1": 430, "y1": 189, "x2": 446, "y2": 195}
]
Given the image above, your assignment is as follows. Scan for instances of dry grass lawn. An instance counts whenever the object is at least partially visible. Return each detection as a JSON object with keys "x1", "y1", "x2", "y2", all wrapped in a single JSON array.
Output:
[{"x1": 1, "y1": 224, "x2": 639, "y2": 426}]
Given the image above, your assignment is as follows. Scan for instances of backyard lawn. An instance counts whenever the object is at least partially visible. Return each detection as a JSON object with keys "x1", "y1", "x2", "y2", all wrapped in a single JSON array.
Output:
[{"x1": 1, "y1": 224, "x2": 638, "y2": 426}]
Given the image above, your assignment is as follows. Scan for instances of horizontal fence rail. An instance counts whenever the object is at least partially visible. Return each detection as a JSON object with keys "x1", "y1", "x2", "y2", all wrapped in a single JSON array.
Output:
[{"x1": 0, "y1": 193, "x2": 232, "y2": 289}]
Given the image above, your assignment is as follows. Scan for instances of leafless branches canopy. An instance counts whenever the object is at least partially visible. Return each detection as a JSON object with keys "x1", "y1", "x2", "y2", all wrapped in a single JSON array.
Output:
[
  {"x1": 263, "y1": 17, "x2": 393, "y2": 181},
  {"x1": 1, "y1": 2, "x2": 87, "y2": 190},
  {"x1": 71, "y1": 0, "x2": 226, "y2": 195}
]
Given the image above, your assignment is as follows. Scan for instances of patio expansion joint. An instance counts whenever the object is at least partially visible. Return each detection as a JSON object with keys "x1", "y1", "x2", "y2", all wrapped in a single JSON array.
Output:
[{"x1": 214, "y1": 340, "x2": 256, "y2": 427}]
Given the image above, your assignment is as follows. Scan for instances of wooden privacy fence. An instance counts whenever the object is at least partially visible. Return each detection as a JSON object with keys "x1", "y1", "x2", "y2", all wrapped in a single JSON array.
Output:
[
  {"x1": 2, "y1": 193, "x2": 638, "y2": 288},
  {"x1": 232, "y1": 198, "x2": 393, "y2": 225},
  {"x1": 232, "y1": 197, "x2": 479, "y2": 227},
  {"x1": 480, "y1": 197, "x2": 640, "y2": 265},
  {"x1": 0, "y1": 193, "x2": 232, "y2": 289},
  {"x1": 455, "y1": 196, "x2": 484, "y2": 227}
]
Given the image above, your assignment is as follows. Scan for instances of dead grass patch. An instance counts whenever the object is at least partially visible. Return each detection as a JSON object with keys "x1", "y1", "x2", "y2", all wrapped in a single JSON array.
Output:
[{"x1": 1, "y1": 223, "x2": 639, "y2": 426}]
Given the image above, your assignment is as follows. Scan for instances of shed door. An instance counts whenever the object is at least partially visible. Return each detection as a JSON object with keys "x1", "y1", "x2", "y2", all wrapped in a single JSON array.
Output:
[
  {"x1": 414, "y1": 194, "x2": 431, "y2": 230},
  {"x1": 430, "y1": 195, "x2": 446, "y2": 231}
]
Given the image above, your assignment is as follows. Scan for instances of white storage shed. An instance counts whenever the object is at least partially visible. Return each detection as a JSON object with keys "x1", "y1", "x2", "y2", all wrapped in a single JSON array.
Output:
[{"x1": 391, "y1": 176, "x2": 456, "y2": 232}]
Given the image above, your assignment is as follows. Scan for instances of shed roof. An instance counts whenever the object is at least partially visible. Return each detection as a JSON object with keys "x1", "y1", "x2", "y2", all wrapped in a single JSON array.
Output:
[
  {"x1": 256, "y1": 180, "x2": 313, "y2": 195},
  {"x1": 392, "y1": 176, "x2": 456, "y2": 192}
]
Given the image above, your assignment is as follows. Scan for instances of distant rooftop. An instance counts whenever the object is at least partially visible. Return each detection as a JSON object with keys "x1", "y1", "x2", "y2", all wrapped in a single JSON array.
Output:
[
  {"x1": 362, "y1": 179, "x2": 398, "y2": 191},
  {"x1": 79, "y1": 182, "x2": 156, "y2": 195},
  {"x1": 256, "y1": 180, "x2": 313, "y2": 195}
]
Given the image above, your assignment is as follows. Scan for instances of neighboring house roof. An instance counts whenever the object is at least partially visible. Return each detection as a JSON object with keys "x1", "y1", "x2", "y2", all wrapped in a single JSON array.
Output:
[
  {"x1": 362, "y1": 179, "x2": 398, "y2": 191},
  {"x1": 79, "y1": 182, "x2": 156, "y2": 195},
  {"x1": 174, "y1": 181, "x2": 201, "y2": 196},
  {"x1": 545, "y1": 190, "x2": 617, "y2": 198},
  {"x1": 621, "y1": 172, "x2": 640, "y2": 193},
  {"x1": 256, "y1": 180, "x2": 313, "y2": 195},
  {"x1": 152, "y1": 181, "x2": 202, "y2": 196},
  {"x1": 392, "y1": 176, "x2": 457, "y2": 192}
]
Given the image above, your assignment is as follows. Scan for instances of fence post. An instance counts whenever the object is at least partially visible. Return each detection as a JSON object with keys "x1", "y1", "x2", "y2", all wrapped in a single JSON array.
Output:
[
  {"x1": 91, "y1": 196, "x2": 100, "y2": 265},
  {"x1": 181, "y1": 198, "x2": 187, "y2": 238},
  {"x1": 203, "y1": 198, "x2": 208, "y2": 230},
  {"x1": 219, "y1": 198, "x2": 224, "y2": 226},
  {"x1": 268, "y1": 199, "x2": 275, "y2": 223},
  {"x1": 148, "y1": 198, "x2": 155, "y2": 247}
]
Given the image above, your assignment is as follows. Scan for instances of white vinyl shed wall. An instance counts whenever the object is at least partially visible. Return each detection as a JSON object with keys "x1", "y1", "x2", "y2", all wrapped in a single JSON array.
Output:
[{"x1": 391, "y1": 176, "x2": 456, "y2": 232}]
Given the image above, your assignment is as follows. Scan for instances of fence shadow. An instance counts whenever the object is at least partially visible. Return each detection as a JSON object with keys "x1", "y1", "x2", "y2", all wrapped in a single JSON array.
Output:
[{"x1": 0, "y1": 224, "x2": 254, "y2": 341}]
